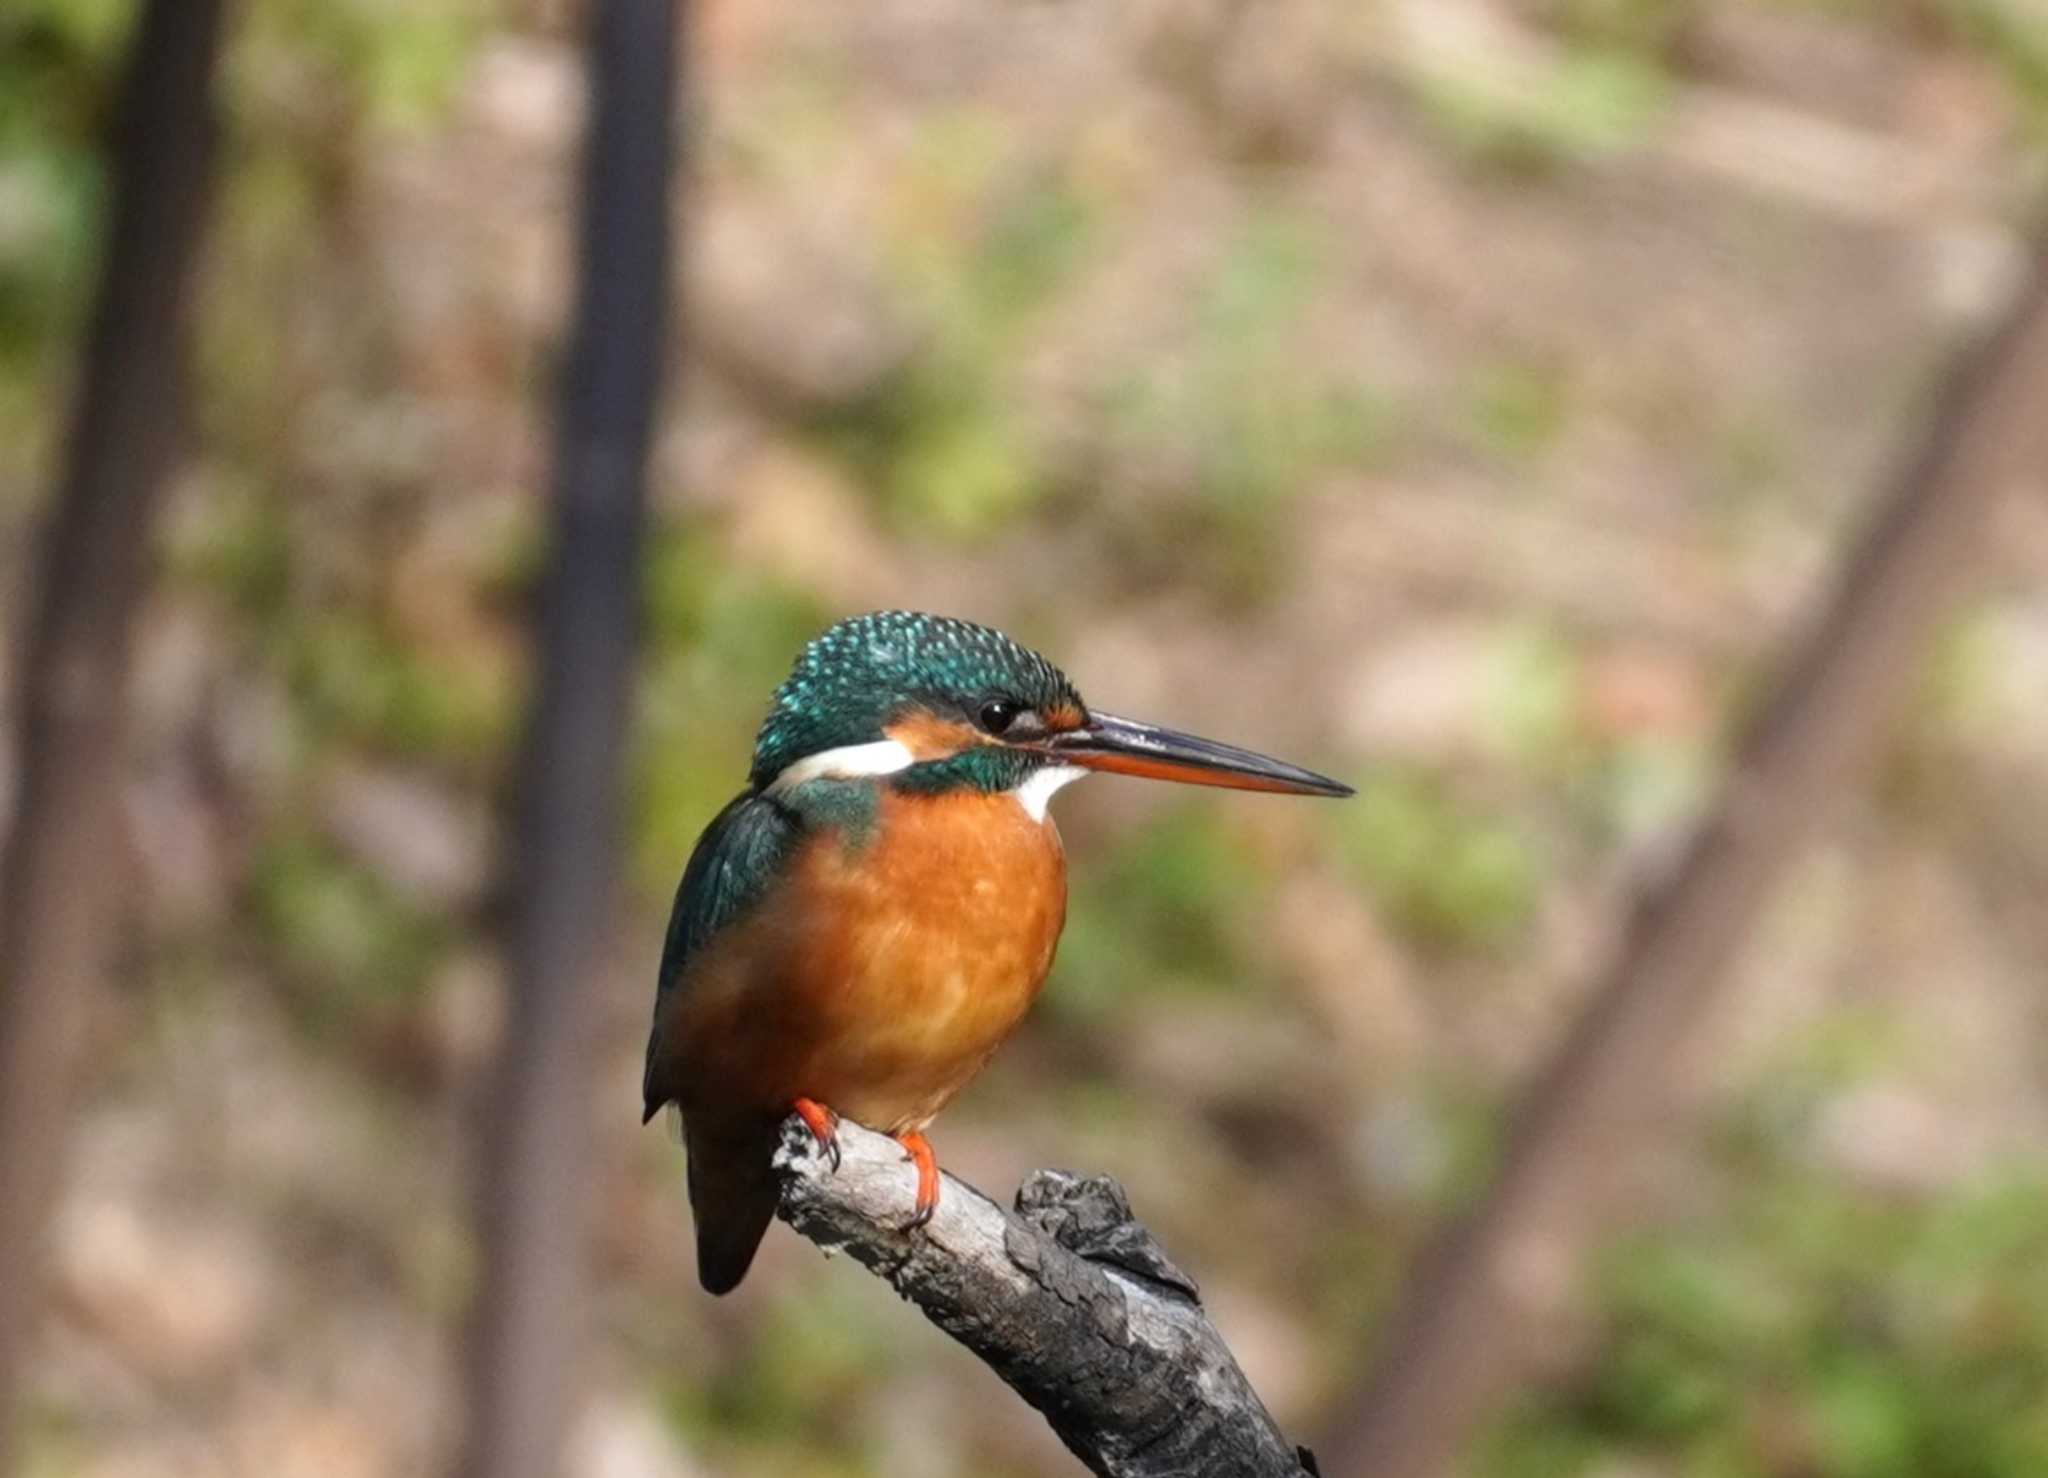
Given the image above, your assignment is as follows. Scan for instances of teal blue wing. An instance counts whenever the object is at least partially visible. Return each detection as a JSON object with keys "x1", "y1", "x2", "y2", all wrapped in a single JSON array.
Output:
[{"x1": 642, "y1": 790, "x2": 800, "y2": 1120}]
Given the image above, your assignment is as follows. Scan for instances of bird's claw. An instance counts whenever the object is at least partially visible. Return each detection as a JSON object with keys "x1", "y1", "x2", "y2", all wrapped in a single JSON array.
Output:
[
  {"x1": 792, "y1": 1097, "x2": 841, "y2": 1172},
  {"x1": 892, "y1": 1130, "x2": 940, "y2": 1233}
]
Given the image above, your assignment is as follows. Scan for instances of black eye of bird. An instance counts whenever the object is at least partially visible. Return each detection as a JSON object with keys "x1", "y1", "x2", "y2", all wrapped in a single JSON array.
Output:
[{"x1": 979, "y1": 699, "x2": 1021, "y2": 735}]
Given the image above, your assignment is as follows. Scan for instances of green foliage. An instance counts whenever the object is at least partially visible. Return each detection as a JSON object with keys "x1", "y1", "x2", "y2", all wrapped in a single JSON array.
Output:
[
  {"x1": 1490, "y1": 622, "x2": 1584, "y2": 766},
  {"x1": 195, "y1": 145, "x2": 322, "y2": 458},
  {"x1": 1335, "y1": 769, "x2": 1541, "y2": 952},
  {"x1": 1053, "y1": 805, "x2": 1272, "y2": 1016},
  {"x1": 1420, "y1": 47, "x2": 1671, "y2": 175},
  {"x1": 1874, "y1": 604, "x2": 2015, "y2": 822},
  {"x1": 633, "y1": 522, "x2": 828, "y2": 893},
  {"x1": 861, "y1": 170, "x2": 1102, "y2": 538},
  {"x1": 239, "y1": 0, "x2": 484, "y2": 131},
  {"x1": 1201, "y1": 208, "x2": 1325, "y2": 339},
  {"x1": 248, "y1": 830, "x2": 452, "y2": 1018},
  {"x1": 14, "y1": 1394, "x2": 90, "y2": 1478},
  {"x1": 820, "y1": 152, "x2": 1101, "y2": 541},
  {"x1": 1552, "y1": 0, "x2": 1702, "y2": 59},
  {"x1": 165, "y1": 474, "x2": 295, "y2": 619},
  {"x1": 1100, "y1": 209, "x2": 1391, "y2": 603},
  {"x1": 838, "y1": 373, "x2": 1040, "y2": 541},
  {"x1": 1911, "y1": 605, "x2": 2004, "y2": 741},
  {"x1": 1585, "y1": 732, "x2": 1713, "y2": 843},
  {"x1": 1488, "y1": 1161, "x2": 2048, "y2": 1477},
  {"x1": 181, "y1": 0, "x2": 487, "y2": 497},
  {"x1": 278, "y1": 608, "x2": 514, "y2": 768},
  {"x1": 1465, "y1": 357, "x2": 1575, "y2": 464},
  {"x1": 1466, "y1": 619, "x2": 1717, "y2": 846},
  {"x1": 1941, "y1": 0, "x2": 2048, "y2": 143},
  {"x1": 170, "y1": 478, "x2": 519, "y2": 774},
  {"x1": 1712, "y1": 410, "x2": 1792, "y2": 504},
  {"x1": 717, "y1": 47, "x2": 858, "y2": 187},
  {"x1": 1727, "y1": 1010, "x2": 1909, "y2": 1154},
  {"x1": 0, "y1": 0, "x2": 128, "y2": 488},
  {"x1": 666, "y1": 1277, "x2": 906, "y2": 1463},
  {"x1": 977, "y1": 174, "x2": 1098, "y2": 325}
]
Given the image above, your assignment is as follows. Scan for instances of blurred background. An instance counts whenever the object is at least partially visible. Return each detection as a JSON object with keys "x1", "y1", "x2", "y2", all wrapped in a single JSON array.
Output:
[{"x1": 6, "y1": 0, "x2": 2048, "y2": 1474}]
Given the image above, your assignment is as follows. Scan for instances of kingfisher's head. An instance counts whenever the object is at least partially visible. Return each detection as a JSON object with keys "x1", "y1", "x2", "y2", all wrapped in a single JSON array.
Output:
[{"x1": 751, "y1": 611, "x2": 1350, "y2": 813}]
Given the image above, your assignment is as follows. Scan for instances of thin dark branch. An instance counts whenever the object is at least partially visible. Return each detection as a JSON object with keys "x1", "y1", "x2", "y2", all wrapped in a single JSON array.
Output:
[
  {"x1": 458, "y1": 3, "x2": 680, "y2": 1476},
  {"x1": 0, "y1": 0, "x2": 229, "y2": 1461},
  {"x1": 775, "y1": 1116, "x2": 1319, "y2": 1478},
  {"x1": 1317, "y1": 241, "x2": 2048, "y2": 1478}
]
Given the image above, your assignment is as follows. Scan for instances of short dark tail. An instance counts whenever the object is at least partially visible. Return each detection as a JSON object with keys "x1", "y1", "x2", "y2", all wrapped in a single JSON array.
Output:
[{"x1": 684, "y1": 1114, "x2": 780, "y2": 1295}]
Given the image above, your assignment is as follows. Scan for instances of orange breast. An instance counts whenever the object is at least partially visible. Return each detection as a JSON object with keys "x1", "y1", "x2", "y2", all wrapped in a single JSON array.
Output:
[{"x1": 668, "y1": 786, "x2": 1067, "y2": 1133}]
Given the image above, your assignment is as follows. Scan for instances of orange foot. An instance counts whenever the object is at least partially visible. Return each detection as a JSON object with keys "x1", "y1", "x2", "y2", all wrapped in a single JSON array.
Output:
[
  {"x1": 893, "y1": 1130, "x2": 940, "y2": 1230},
  {"x1": 792, "y1": 1096, "x2": 841, "y2": 1172}
]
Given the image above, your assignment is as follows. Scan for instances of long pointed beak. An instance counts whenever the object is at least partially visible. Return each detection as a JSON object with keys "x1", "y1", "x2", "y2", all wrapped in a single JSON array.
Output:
[{"x1": 1043, "y1": 711, "x2": 1353, "y2": 797}]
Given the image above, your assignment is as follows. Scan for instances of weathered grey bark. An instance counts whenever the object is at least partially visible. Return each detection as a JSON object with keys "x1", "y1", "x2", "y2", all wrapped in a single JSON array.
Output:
[
  {"x1": 0, "y1": 0, "x2": 228, "y2": 1464},
  {"x1": 1317, "y1": 241, "x2": 2048, "y2": 1478},
  {"x1": 458, "y1": 2, "x2": 680, "y2": 1476},
  {"x1": 774, "y1": 1116, "x2": 1320, "y2": 1478}
]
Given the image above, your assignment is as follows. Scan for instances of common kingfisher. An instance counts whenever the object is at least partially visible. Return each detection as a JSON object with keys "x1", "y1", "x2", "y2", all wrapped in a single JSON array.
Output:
[{"x1": 643, "y1": 611, "x2": 1351, "y2": 1293}]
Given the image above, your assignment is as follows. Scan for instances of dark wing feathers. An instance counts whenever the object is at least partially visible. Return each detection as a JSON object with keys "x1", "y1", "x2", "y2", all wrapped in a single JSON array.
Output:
[{"x1": 641, "y1": 790, "x2": 798, "y2": 1119}]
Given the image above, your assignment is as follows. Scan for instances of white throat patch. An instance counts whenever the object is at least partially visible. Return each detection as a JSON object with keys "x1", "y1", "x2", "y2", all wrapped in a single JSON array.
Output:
[
  {"x1": 765, "y1": 738, "x2": 915, "y2": 794},
  {"x1": 1015, "y1": 764, "x2": 1087, "y2": 822}
]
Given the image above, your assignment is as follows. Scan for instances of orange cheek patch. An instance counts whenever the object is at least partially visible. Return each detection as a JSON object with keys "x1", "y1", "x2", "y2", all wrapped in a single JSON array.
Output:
[
  {"x1": 886, "y1": 709, "x2": 984, "y2": 761},
  {"x1": 1043, "y1": 701, "x2": 1086, "y2": 733}
]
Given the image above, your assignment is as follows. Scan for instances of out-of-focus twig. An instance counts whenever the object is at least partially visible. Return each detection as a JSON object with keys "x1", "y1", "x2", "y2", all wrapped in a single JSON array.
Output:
[
  {"x1": 0, "y1": 0, "x2": 229, "y2": 1462},
  {"x1": 774, "y1": 1116, "x2": 1318, "y2": 1478},
  {"x1": 1320, "y1": 240, "x2": 2048, "y2": 1478},
  {"x1": 457, "y1": 3, "x2": 680, "y2": 1477}
]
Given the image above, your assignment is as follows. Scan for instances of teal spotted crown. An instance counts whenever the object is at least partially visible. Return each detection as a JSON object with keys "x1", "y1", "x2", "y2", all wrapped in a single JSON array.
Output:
[{"x1": 750, "y1": 612, "x2": 1082, "y2": 787}]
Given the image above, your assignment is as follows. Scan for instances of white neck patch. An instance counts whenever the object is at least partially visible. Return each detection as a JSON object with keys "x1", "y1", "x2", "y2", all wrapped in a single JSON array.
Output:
[
  {"x1": 768, "y1": 743, "x2": 1085, "y2": 822},
  {"x1": 1015, "y1": 764, "x2": 1087, "y2": 822},
  {"x1": 766, "y1": 738, "x2": 915, "y2": 794}
]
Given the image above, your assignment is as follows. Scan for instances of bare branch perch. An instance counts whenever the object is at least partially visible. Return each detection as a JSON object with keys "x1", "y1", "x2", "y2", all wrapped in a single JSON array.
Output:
[{"x1": 773, "y1": 1116, "x2": 1317, "y2": 1478}]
